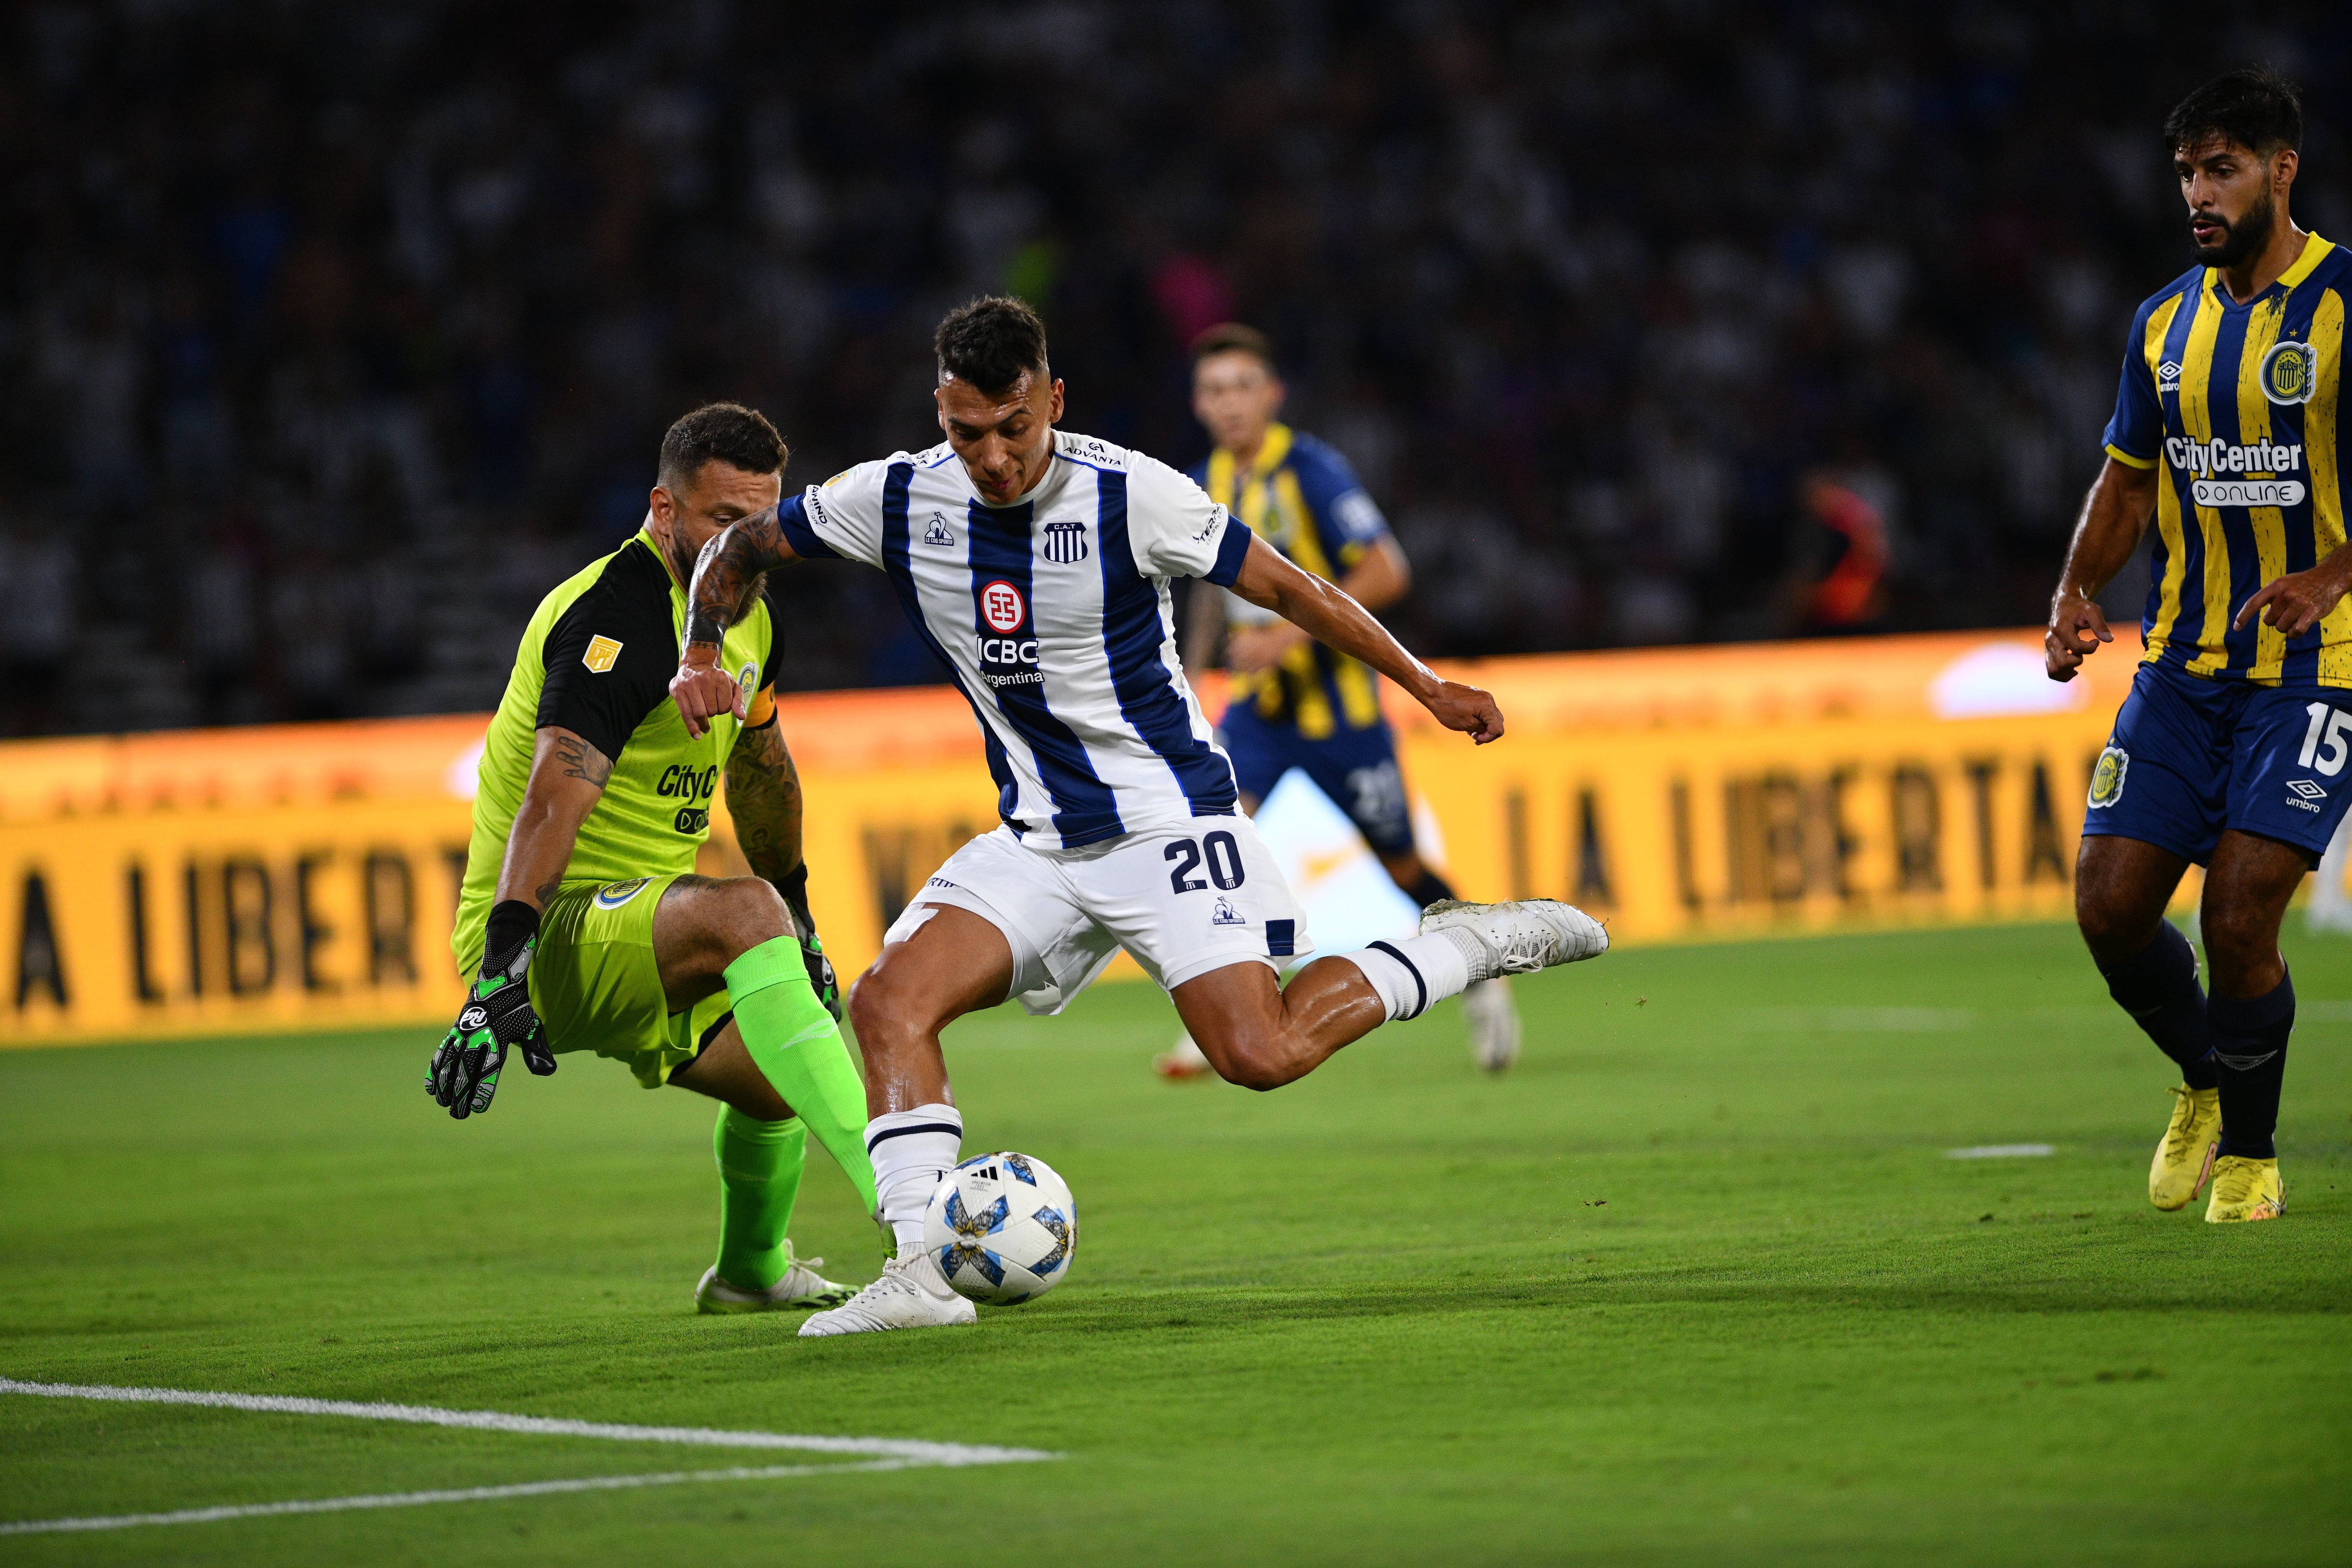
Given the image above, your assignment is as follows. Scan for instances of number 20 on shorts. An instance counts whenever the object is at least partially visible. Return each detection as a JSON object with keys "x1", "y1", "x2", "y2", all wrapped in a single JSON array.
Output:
[
  {"x1": 2298, "y1": 702, "x2": 2352, "y2": 776},
  {"x1": 1167, "y1": 831, "x2": 1247, "y2": 895}
]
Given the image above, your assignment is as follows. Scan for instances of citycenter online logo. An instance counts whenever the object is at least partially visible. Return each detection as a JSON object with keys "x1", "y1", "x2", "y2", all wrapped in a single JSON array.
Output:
[{"x1": 2166, "y1": 436, "x2": 2308, "y2": 508}]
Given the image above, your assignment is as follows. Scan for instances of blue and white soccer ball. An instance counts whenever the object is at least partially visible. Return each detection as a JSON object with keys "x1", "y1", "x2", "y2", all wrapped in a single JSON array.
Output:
[{"x1": 922, "y1": 1151, "x2": 1078, "y2": 1306}]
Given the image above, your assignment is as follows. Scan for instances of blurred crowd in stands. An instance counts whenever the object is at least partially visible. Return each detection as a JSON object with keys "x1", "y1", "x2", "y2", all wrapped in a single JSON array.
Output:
[{"x1": 3, "y1": 0, "x2": 2347, "y2": 736}]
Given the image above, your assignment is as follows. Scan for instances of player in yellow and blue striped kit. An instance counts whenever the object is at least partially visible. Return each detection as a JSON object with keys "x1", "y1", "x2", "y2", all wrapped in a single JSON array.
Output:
[
  {"x1": 2049, "y1": 70, "x2": 2345, "y2": 1225},
  {"x1": 1161, "y1": 323, "x2": 1522, "y2": 1075}
]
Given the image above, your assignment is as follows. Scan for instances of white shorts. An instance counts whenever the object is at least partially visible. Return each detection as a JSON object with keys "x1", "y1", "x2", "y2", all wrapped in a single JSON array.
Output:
[{"x1": 883, "y1": 816, "x2": 1313, "y2": 1016}]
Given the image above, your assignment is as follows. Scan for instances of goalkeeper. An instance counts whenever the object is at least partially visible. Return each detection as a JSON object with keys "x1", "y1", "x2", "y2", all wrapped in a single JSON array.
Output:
[{"x1": 435, "y1": 401, "x2": 879, "y2": 1315}]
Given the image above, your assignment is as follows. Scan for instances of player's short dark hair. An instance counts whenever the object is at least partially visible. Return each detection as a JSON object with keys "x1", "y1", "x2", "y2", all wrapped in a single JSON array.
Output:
[
  {"x1": 935, "y1": 296, "x2": 1050, "y2": 394},
  {"x1": 658, "y1": 402, "x2": 787, "y2": 492},
  {"x1": 2164, "y1": 68, "x2": 2303, "y2": 158},
  {"x1": 1189, "y1": 322, "x2": 1278, "y2": 374}
]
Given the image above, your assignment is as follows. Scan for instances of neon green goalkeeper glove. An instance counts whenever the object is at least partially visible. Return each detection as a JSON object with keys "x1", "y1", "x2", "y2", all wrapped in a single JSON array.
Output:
[{"x1": 430, "y1": 901, "x2": 556, "y2": 1119}]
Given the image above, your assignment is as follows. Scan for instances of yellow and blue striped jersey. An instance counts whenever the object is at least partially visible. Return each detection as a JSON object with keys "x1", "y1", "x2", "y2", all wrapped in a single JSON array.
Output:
[
  {"x1": 2103, "y1": 230, "x2": 2350, "y2": 686},
  {"x1": 1189, "y1": 422, "x2": 1394, "y2": 737}
]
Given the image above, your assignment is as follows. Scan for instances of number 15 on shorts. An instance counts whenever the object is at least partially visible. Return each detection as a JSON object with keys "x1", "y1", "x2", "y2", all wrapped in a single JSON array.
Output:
[{"x1": 2299, "y1": 702, "x2": 2352, "y2": 776}]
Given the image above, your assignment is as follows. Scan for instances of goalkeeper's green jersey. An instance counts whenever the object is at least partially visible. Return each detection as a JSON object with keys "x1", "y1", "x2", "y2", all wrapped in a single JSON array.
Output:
[{"x1": 452, "y1": 525, "x2": 775, "y2": 975}]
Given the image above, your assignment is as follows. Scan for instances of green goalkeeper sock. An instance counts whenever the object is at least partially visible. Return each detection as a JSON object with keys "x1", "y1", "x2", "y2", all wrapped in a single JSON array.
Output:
[
  {"x1": 712, "y1": 1106, "x2": 805, "y2": 1292},
  {"x1": 724, "y1": 936, "x2": 881, "y2": 1217}
]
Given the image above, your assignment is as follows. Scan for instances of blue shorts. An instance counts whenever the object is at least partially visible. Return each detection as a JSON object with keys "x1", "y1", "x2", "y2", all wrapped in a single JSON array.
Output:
[
  {"x1": 2082, "y1": 661, "x2": 2352, "y2": 867},
  {"x1": 1218, "y1": 701, "x2": 1415, "y2": 855}
]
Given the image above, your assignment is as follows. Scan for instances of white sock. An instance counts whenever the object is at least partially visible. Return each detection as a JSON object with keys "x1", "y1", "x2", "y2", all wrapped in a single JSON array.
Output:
[
  {"x1": 864, "y1": 1104, "x2": 962, "y2": 1255},
  {"x1": 1343, "y1": 933, "x2": 1473, "y2": 1021}
]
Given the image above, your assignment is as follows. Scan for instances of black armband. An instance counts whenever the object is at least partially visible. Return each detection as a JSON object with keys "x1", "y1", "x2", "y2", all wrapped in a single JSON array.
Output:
[{"x1": 484, "y1": 899, "x2": 541, "y2": 969}]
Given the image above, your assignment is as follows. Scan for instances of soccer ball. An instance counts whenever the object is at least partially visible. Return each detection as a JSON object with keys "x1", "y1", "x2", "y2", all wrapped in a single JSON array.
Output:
[{"x1": 922, "y1": 1151, "x2": 1078, "y2": 1306}]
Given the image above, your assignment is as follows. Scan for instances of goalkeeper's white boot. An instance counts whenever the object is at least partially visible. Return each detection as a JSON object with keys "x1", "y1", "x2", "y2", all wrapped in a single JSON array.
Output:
[
  {"x1": 1421, "y1": 898, "x2": 1608, "y2": 978},
  {"x1": 695, "y1": 1250, "x2": 854, "y2": 1314},
  {"x1": 797, "y1": 1249, "x2": 977, "y2": 1337},
  {"x1": 1463, "y1": 978, "x2": 1522, "y2": 1073}
]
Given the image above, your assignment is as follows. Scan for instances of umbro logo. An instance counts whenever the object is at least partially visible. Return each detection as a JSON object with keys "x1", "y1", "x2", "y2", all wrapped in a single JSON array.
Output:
[
  {"x1": 923, "y1": 512, "x2": 955, "y2": 547},
  {"x1": 1041, "y1": 519, "x2": 1088, "y2": 564},
  {"x1": 2288, "y1": 779, "x2": 2327, "y2": 800},
  {"x1": 2158, "y1": 360, "x2": 2182, "y2": 391}
]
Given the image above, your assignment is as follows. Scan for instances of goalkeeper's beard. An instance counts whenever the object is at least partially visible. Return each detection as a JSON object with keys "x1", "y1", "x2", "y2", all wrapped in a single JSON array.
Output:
[{"x1": 664, "y1": 533, "x2": 702, "y2": 597}]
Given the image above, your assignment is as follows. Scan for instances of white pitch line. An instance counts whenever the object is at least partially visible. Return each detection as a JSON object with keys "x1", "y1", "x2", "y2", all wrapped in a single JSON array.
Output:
[
  {"x1": 0, "y1": 1378, "x2": 1053, "y2": 1465},
  {"x1": 0, "y1": 1460, "x2": 921, "y2": 1536},
  {"x1": 1945, "y1": 1143, "x2": 2055, "y2": 1159}
]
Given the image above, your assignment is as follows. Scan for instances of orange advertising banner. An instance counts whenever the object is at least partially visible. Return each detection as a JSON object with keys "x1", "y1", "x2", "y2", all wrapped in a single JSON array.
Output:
[{"x1": 1, "y1": 629, "x2": 2166, "y2": 1048}]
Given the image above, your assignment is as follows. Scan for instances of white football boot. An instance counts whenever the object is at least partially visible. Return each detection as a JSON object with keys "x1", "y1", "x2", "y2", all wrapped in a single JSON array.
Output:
[
  {"x1": 1462, "y1": 977, "x2": 1522, "y2": 1073},
  {"x1": 1421, "y1": 898, "x2": 1608, "y2": 979},
  {"x1": 797, "y1": 1249, "x2": 978, "y2": 1337},
  {"x1": 1154, "y1": 1032, "x2": 1216, "y2": 1081},
  {"x1": 694, "y1": 1249, "x2": 855, "y2": 1314}
]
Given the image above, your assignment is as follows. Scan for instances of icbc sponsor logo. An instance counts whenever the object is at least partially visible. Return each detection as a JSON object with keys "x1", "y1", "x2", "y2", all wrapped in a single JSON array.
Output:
[
  {"x1": 980, "y1": 580, "x2": 1025, "y2": 633},
  {"x1": 976, "y1": 580, "x2": 1041, "y2": 687}
]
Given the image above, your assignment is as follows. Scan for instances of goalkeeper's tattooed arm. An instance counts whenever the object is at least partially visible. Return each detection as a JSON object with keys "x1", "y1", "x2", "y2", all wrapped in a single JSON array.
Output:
[
  {"x1": 725, "y1": 708, "x2": 841, "y2": 1020},
  {"x1": 429, "y1": 725, "x2": 606, "y2": 1119},
  {"x1": 504, "y1": 727, "x2": 611, "y2": 908},
  {"x1": 671, "y1": 504, "x2": 794, "y2": 739}
]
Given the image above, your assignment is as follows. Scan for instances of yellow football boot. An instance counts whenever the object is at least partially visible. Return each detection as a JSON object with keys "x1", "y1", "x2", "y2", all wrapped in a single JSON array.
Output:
[
  {"x1": 2204, "y1": 1155, "x2": 2285, "y2": 1223},
  {"x1": 2149, "y1": 1085, "x2": 2221, "y2": 1211}
]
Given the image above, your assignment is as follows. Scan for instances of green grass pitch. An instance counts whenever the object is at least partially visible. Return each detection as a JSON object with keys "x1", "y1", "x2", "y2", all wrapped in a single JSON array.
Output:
[{"x1": 2, "y1": 921, "x2": 2347, "y2": 1565}]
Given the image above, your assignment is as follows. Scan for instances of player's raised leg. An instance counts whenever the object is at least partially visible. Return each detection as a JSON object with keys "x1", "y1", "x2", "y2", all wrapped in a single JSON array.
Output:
[
  {"x1": 2074, "y1": 834, "x2": 2223, "y2": 1210},
  {"x1": 1375, "y1": 846, "x2": 1522, "y2": 1074},
  {"x1": 1174, "y1": 897, "x2": 1601, "y2": 1090},
  {"x1": 2194, "y1": 831, "x2": 2303, "y2": 1223},
  {"x1": 652, "y1": 875, "x2": 880, "y2": 1303}
]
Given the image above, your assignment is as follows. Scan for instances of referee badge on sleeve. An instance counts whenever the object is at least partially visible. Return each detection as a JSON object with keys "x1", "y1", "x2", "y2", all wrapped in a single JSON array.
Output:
[{"x1": 2089, "y1": 746, "x2": 2129, "y2": 809}]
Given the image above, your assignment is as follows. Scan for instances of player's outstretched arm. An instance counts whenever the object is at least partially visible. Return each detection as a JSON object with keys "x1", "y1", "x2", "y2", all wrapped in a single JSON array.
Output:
[
  {"x1": 671, "y1": 506, "x2": 794, "y2": 738},
  {"x1": 2047, "y1": 457, "x2": 2159, "y2": 682},
  {"x1": 1223, "y1": 537, "x2": 1412, "y2": 676},
  {"x1": 723, "y1": 705, "x2": 841, "y2": 1020},
  {"x1": 429, "y1": 726, "x2": 608, "y2": 1120},
  {"x1": 1226, "y1": 533, "x2": 1503, "y2": 743}
]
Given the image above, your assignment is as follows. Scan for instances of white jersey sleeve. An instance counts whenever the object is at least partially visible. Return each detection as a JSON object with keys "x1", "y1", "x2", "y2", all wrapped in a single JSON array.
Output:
[
  {"x1": 777, "y1": 459, "x2": 892, "y2": 569},
  {"x1": 1121, "y1": 453, "x2": 1254, "y2": 586}
]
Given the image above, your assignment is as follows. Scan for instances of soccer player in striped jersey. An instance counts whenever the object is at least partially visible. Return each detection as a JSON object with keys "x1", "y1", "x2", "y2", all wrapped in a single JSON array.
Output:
[
  {"x1": 2049, "y1": 70, "x2": 2346, "y2": 1224},
  {"x1": 1155, "y1": 323, "x2": 1522, "y2": 1079},
  {"x1": 671, "y1": 297, "x2": 1607, "y2": 1334}
]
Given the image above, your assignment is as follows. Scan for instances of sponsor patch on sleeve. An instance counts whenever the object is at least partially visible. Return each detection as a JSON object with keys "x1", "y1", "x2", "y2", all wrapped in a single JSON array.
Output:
[{"x1": 583, "y1": 635, "x2": 623, "y2": 673}]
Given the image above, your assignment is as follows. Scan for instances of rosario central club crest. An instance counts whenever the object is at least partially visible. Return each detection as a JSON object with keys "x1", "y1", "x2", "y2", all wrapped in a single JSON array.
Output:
[{"x1": 2262, "y1": 339, "x2": 2318, "y2": 406}]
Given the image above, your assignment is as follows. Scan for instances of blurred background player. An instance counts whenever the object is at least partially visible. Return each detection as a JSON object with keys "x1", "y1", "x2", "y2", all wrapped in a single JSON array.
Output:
[
  {"x1": 1158, "y1": 323, "x2": 1523, "y2": 1078},
  {"x1": 2048, "y1": 69, "x2": 2344, "y2": 1226},
  {"x1": 437, "y1": 402, "x2": 882, "y2": 1313},
  {"x1": 1788, "y1": 471, "x2": 1891, "y2": 634}
]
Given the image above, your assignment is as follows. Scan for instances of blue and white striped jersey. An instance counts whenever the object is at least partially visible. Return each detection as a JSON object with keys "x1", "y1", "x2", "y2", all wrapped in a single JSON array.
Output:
[{"x1": 778, "y1": 430, "x2": 1256, "y2": 849}]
